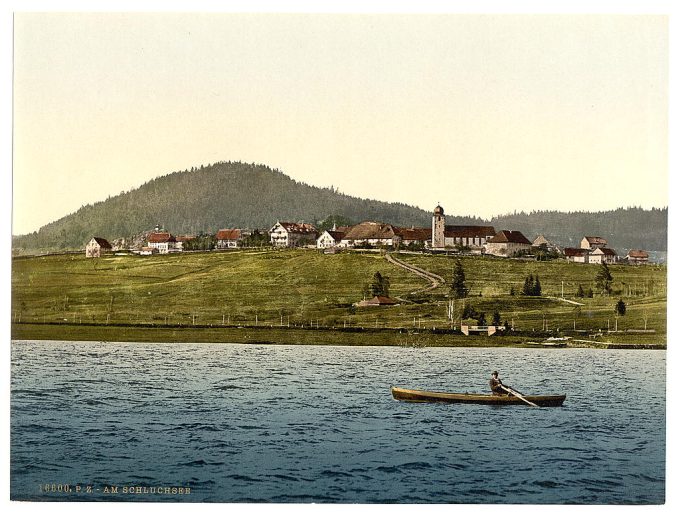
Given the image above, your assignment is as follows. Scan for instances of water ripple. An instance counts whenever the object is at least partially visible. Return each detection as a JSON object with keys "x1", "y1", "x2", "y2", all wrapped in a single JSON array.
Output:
[{"x1": 10, "y1": 341, "x2": 665, "y2": 504}]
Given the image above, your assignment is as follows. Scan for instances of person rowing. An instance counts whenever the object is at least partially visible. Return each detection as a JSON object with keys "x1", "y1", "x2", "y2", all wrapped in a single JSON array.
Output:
[
  {"x1": 489, "y1": 371, "x2": 540, "y2": 407},
  {"x1": 489, "y1": 371, "x2": 510, "y2": 396}
]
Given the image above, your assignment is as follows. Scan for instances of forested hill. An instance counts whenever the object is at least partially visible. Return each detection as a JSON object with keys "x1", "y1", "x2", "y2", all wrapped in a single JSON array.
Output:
[
  {"x1": 12, "y1": 161, "x2": 667, "y2": 254},
  {"x1": 489, "y1": 207, "x2": 667, "y2": 253},
  {"x1": 13, "y1": 162, "x2": 436, "y2": 252}
]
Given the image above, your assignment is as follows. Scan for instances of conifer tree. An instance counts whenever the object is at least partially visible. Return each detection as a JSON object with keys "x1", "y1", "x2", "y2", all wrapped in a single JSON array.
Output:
[
  {"x1": 595, "y1": 263, "x2": 614, "y2": 295},
  {"x1": 615, "y1": 299, "x2": 626, "y2": 316},
  {"x1": 370, "y1": 272, "x2": 390, "y2": 297},
  {"x1": 492, "y1": 310, "x2": 502, "y2": 326},
  {"x1": 450, "y1": 260, "x2": 468, "y2": 299}
]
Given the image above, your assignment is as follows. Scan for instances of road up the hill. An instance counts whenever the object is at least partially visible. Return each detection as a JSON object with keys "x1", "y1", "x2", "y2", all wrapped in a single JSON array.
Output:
[{"x1": 385, "y1": 253, "x2": 445, "y2": 298}]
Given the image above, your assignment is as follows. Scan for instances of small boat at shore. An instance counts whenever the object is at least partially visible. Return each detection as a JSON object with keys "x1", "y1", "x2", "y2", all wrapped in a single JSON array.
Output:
[{"x1": 391, "y1": 386, "x2": 566, "y2": 407}]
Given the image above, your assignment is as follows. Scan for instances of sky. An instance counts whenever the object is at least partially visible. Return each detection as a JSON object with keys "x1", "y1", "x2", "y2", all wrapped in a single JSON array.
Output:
[{"x1": 12, "y1": 12, "x2": 668, "y2": 235}]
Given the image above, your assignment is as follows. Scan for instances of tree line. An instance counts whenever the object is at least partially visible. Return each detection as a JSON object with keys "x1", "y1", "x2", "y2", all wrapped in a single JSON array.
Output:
[{"x1": 12, "y1": 161, "x2": 667, "y2": 253}]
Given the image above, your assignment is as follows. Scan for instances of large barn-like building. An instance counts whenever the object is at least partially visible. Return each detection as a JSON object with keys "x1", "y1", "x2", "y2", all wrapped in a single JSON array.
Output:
[{"x1": 484, "y1": 230, "x2": 532, "y2": 257}]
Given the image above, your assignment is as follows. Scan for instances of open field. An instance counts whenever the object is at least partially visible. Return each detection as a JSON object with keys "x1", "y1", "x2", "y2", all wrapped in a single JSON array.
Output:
[
  {"x1": 11, "y1": 249, "x2": 667, "y2": 346},
  {"x1": 398, "y1": 253, "x2": 667, "y2": 336}
]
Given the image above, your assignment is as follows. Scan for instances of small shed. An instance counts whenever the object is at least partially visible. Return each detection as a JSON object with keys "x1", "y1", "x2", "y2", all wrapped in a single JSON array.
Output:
[
  {"x1": 85, "y1": 237, "x2": 112, "y2": 258},
  {"x1": 137, "y1": 246, "x2": 158, "y2": 256}
]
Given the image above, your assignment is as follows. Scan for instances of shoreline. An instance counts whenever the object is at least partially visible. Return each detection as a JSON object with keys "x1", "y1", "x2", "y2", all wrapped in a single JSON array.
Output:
[{"x1": 11, "y1": 323, "x2": 666, "y2": 350}]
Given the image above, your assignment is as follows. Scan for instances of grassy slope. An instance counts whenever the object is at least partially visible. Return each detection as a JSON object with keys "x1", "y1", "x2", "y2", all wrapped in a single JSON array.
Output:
[
  {"x1": 398, "y1": 253, "x2": 667, "y2": 336},
  {"x1": 11, "y1": 250, "x2": 666, "y2": 344}
]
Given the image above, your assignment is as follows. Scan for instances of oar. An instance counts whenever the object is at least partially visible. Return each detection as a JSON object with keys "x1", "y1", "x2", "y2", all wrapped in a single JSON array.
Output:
[{"x1": 501, "y1": 384, "x2": 539, "y2": 408}]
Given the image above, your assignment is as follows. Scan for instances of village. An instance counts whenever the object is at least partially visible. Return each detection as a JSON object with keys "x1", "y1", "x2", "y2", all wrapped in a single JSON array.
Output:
[
  {"x1": 84, "y1": 204, "x2": 651, "y2": 266},
  {"x1": 13, "y1": 200, "x2": 666, "y2": 349}
]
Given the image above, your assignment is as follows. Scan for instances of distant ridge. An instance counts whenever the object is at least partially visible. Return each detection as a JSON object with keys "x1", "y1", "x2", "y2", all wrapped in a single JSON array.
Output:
[{"x1": 12, "y1": 161, "x2": 667, "y2": 254}]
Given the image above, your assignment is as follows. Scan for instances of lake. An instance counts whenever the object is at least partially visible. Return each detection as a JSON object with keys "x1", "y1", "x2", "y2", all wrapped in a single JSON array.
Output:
[{"x1": 10, "y1": 340, "x2": 665, "y2": 504}]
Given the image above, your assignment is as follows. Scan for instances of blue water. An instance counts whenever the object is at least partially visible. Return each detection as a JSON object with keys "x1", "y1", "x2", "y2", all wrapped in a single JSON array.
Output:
[{"x1": 10, "y1": 341, "x2": 665, "y2": 504}]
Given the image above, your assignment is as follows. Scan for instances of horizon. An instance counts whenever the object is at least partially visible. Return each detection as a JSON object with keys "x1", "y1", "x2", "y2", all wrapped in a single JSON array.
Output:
[{"x1": 13, "y1": 13, "x2": 668, "y2": 235}]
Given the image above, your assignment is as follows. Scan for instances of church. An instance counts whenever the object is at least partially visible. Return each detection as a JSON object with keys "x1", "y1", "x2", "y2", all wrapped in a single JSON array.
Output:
[{"x1": 431, "y1": 205, "x2": 496, "y2": 251}]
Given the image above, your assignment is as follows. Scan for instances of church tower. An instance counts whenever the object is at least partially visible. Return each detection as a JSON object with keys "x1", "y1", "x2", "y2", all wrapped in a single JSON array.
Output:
[{"x1": 432, "y1": 204, "x2": 446, "y2": 248}]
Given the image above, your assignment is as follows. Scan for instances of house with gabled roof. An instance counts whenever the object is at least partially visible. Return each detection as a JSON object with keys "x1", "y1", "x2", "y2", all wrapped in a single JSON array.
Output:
[
  {"x1": 564, "y1": 247, "x2": 589, "y2": 263},
  {"x1": 269, "y1": 221, "x2": 318, "y2": 247},
  {"x1": 148, "y1": 231, "x2": 176, "y2": 254},
  {"x1": 394, "y1": 226, "x2": 432, "y2": 248},
  {"x1": 533, "y1": 234, "x2": 561, "y2": 252},
  {"x1": 216, "y1": 229, "x2": 242, "y2": 249},
  {"x1": 137, "y1": 246, "x2": 158, "y2": 256},
  {"x1": 581, "y1": 236, "x2": 608, "y2": 250},
  {"x1": 339, "y1": 221, "x2": 400, "y2": 248},
  {"x1": 484, "y1": 230, "x2": 532, "y2": 257},
  {"x1": 316, "y1": 227, "x2": 348, "y2": 249},
  {"x1": 85, "y1": 237, "x2": 112, "y2": 258},
  {"x1": 590, "y1": 247, "x2": 617, "y2": 264},
  {"x1": 626, "y1": 249, "x2": 649, "y2": 265}
]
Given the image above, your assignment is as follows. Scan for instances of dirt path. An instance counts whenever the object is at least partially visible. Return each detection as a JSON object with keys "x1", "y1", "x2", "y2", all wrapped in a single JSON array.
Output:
[
  {"x1": 547, "y1": 296, "x2": 585, "y2": 306},
  {"x1": 385, "y1": 253, "x2": 445, "y2": 298}
]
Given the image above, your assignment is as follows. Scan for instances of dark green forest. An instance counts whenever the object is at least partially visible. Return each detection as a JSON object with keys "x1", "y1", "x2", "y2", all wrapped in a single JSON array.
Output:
[{"x1": 12, "y1": 161, "x2": 667, "y2": 254}]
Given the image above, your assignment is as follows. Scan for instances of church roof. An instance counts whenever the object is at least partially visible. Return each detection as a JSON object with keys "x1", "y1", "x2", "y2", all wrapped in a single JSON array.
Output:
[
  {"x1": 444, "y1": 225, "x2": 496, "y2": 238},
  {"x1": 488, "y1": 230, "x2": 531, "y2": 245}
]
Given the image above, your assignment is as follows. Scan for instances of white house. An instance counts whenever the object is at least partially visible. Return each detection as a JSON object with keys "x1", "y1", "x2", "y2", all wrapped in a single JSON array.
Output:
[
  {"x1": 85, "y1": 237, "x2": 112, "y2": 258},
  {"x1": 216, "y1": 229, "x2": 242, "y2": 249},
  {"x1": 147, "y1": 231, "x2": 176, "y2": 254},
  {"x1": 484, "y1": 230, "x2": 532, "y2": 257},
  {"x1": 316, "y1": 229, "x2": 347, "y2": 249},
  {"x1": 564, "y1": 247, "x2": 589, "y2": 263},
  {"x1": 589, "y1": 247, "x2": 617, "y2": 264},
  {"x1": 269, "y1": 221, "x2": 318, "y2": 247},
  {"x1": 137, "y1": 246, "x2": 158, "y2": 256}
]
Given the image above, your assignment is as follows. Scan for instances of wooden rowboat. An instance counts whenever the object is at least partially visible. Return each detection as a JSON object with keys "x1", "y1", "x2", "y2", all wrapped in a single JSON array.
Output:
[{"x1": 391, "y1": 386, "x2": 566, "y2": 407}]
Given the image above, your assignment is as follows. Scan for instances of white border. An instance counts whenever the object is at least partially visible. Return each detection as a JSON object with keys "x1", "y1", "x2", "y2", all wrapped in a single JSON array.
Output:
[{"x1": 3, "y1": 2, "x2": 676, "y2": 518}]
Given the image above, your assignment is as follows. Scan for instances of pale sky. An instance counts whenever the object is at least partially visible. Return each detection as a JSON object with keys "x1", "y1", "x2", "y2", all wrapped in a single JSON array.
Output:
[{"x1": 12, "y1": 13, "x2": 668, "y2": 235}]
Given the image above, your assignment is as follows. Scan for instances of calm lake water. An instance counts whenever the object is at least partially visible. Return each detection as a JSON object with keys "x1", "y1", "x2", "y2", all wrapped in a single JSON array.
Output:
[{"x1": 10, "y1": 340, "x2": 665, "y2": 504}]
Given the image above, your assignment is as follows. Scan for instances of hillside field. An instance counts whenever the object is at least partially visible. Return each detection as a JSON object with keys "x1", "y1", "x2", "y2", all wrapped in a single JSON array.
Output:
[{"x1": 11, "y1": 249, "x2": 667, "y2": 346}]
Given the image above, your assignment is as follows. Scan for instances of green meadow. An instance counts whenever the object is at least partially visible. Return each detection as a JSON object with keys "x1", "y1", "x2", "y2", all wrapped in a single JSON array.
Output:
[{"x1": 11, "y1": 249, "x2": 666, "y2": 346}]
